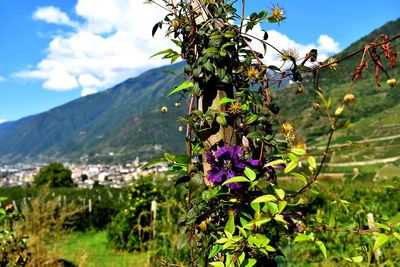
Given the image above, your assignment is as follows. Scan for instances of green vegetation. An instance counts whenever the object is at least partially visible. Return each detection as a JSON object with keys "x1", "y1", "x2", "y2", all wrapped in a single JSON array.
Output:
[
  {"x1": 33, "y1": 162, "x2": 74, "y2": 187},
  {"x1": 52, "y1": 231, "x2": 148, "y2": 267}
]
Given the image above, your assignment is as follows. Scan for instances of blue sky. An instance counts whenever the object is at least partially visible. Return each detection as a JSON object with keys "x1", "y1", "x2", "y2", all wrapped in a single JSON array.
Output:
[{"x1": 0, "y1": 0, "x2": 398, "y2": 123}]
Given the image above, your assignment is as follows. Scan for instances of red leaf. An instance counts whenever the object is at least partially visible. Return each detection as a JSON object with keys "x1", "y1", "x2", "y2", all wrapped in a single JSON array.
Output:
[
  {"x1": 390, "y1": 53, "x2": 397, "y2": 68},
  {"x1": 375, "y1": 65, "x2": 381, "y2": 87}
]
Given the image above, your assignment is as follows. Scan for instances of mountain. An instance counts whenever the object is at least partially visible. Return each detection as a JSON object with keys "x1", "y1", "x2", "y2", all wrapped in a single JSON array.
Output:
[
  {"x1": 0, "y1": 62, "x2": 187, "y2": 164},
  {"x1": 0, "y1": 18, "x2": 399, "y2": 166}
]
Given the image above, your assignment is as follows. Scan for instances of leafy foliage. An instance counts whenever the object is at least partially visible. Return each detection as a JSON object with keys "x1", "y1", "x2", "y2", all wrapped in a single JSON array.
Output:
[
  {"x1": 149, "y1": 0, "x2": 400, "y2": 266},
  {"x1": 107, "y1": 177, "x2": 162, "y2": 251},
  {"x1": 0, "y1": 197, "x2": 30, "y2": 266},
  {"x1": 33, "y1": 162, "x2": 74, "y2": 188}
]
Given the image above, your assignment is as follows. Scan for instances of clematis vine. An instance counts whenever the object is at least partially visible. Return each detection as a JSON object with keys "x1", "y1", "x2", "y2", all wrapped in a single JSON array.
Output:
[{"x1": 206, "y1": 145, "x2": 284, "y2": 189}]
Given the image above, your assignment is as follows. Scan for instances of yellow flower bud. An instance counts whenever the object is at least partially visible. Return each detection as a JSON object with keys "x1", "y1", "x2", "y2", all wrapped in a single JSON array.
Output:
[
  {"x1": 343, "y1": 93, "x2": 355, "y2": 104},
  {"x1": 334, "y1": 105, "x2": 344, "y2": 116},
  {"x1": 171, "y1": 19, "x2": 180, "y2": 29},
  {"x1": 161, "y1": 106, "x2": 168, "y2": 113},
  {"x1": 387, "y1": 78, "x2": 397, "y2": 87}
]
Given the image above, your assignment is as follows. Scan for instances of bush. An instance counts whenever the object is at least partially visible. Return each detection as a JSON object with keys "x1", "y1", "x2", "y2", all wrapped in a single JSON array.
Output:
[
  {"x1": 107, "y1": 177, "x2": 162, "y2": 251},
  {"x1": 0, "y1": 197, "x2": 30, "y2": 266}
]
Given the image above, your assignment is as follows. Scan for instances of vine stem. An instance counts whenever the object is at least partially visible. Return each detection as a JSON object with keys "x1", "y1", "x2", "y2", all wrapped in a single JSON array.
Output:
[{"x1": 289, "y1": 119, "x2": 337, "y2": 199}]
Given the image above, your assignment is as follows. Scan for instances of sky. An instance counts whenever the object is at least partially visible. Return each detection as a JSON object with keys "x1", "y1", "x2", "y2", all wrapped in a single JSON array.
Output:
[{"x1": 0, "y1": 0, "x2": 398, "y2": 123}]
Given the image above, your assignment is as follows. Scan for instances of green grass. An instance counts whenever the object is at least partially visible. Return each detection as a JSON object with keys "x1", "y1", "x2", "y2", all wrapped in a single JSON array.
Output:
[{"x1": 51, "y1": 231, "x2": 148, "y2": 267}]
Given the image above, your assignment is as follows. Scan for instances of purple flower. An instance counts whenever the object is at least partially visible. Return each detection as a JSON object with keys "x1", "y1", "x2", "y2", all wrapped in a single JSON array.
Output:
[
  {"x1": 206, "y1": 145, "x2": 247, "y2": 189},
  {"x1": 206, "y1": 145, "x2": 285, "y2": 189}
]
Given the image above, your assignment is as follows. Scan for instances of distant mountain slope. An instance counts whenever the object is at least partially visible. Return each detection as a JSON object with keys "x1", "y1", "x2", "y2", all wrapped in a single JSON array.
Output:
[{"x1": 0, "y1": 62, "x2": 186, "y2": 164}]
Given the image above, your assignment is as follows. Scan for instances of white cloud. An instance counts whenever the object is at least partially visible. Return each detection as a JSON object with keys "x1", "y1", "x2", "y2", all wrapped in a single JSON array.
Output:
[
  {"x1": 81, "y1": 87, "x2": 98, "y2": 97},
  {"x1": 18, "y1": 2, "x2": 341, "y2": 96},
  {"x1": 33, "y1": 6, "x2": 77, "y2": 27},
  {"x1": 247, "y1": 25, "x2": 341, "y2": 67},
  {"x1": 0, "y1": 76, "x2": 5, "y2": 82},
  {"x1": 0, "y1": 118, "x2": 7, "y2": 124},
  {"x1": 16, "y1": 0, "x2": 171, "y2": 96}
]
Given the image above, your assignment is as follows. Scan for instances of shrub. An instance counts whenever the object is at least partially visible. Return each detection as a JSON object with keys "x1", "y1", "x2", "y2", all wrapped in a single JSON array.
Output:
[{"x1": 107, "y1": 177, "x2": 162, "y2": 251}]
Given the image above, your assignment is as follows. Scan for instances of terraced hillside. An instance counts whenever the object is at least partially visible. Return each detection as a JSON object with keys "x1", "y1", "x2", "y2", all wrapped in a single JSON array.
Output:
[{"x1": 313, "y1": 103, "x2": 400, "y2": 181}]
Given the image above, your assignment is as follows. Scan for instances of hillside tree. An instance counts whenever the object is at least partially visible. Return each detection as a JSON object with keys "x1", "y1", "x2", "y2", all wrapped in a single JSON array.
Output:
[{"x1": 33, "y1": 162, "x2": 74, "y2": 188}]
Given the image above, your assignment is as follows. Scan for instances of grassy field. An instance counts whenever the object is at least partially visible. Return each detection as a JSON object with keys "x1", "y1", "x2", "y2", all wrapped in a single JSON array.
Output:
[{"x1": 51, "y1": 231, "x2": 148, "y2": 267}]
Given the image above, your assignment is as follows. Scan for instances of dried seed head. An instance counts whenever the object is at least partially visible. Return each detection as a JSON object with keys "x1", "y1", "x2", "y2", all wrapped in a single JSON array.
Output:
[{"x1": 312, "y1": 102, "x2": 320, "y2": 110}]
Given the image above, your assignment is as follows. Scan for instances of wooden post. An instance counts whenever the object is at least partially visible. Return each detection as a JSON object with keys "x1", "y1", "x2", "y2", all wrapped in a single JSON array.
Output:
[
  {"x1": 190, "y1": 0, "x2": 235, "y2": 186},
  {"x1": 367, "y1": 213, "x2": 382, "y2": 262}
]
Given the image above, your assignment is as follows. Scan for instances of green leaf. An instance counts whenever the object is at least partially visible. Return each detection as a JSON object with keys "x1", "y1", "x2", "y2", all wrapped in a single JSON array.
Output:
[
  {"x1": 394, "y1": 232, "x2": 400, "y2": 241},
  {"x1": 141, "y1": 157, "x2": 166, "y2": 169},
  {"x1": 244, "y1": 167, "x2": 256, "y2": 181},
  {"x1": 215, "y1": 238, "x2": 229, "y2": 244},
  {"x1": 222, "y1": 176, "x2": 250, "y2": 185},
  {"x1": 216, "y1": 115, "x2": 228, "y2": 127},
  {"x1": 238, "y1": 251, "x2": 245, "y2": 264},
  {"x1": 293, "y1": 233, "x2": 314, "y2": 243},
  {"x1": 221, "y1": 42, "x2": 236, "y2": 51},
  {"x1": 374, "y1": 222, "x2": 390, "y2": 231},
  {"x1": 203, "y1": 47, "x2": 218, "y2": 55},
  {"x1": 243, "y1": 259, "x2": 257, "y2": 267},
  {"x1": 209, "y1": 262, "x2": 224, "y2": 267},
  {"x1": 251, "y1": 194, "x2": 277, "y2": 204},
  {"x1": 208, "y1": 244, "x2": 221, "y2": 259},
  {"x1": 290, "y1": 148, "x2": 306, "y2": 156},
  {"x1": 290, "y1": 172, "x2": 308, "y2": 185},
  {"x1": 272, "y1": 185, "x2": 285, "y2": 200},
  {"x1": 248, "y1": 234, "x2": 270, "y2": 247},
  {"x1": 151, "y1": 21, "x2": 162, "y2": 37},
  {"x1": 224, "y1": 211, "x2": 235, "y2": 235},
  {"x1": 284, "y1": 159, "x2": 298, "y2": 174},
  {"x1": 247, "y1": 131, "x2": 263, "y2": 139},
  {"x1": 244, "y1": 114, "x2": 258, "y2": 125},
  {"x1": 224, "y1": 31, "x2": 236, "y2": 38},
  {"x1": 167, "y1": 81, "x2": 193, "y2": 96},
  {"x1": 308, "y1": 156, "x2": 317, "y2": 170},
  {"x1": 316, "y1": 241, "x2": 327, "y2": 259},
  {"x1": 150, "y1": 48, "x2": 176, "y2": 59},
  {"x1": 278, "y1": 201, "x2": 287, "y2": 213},
  {"x1": 264, "y1": 159, "x2": 286, "y2": 168},
  {"x1": 343, "y1": 256, "x2": 363, "y2": 263},
  {"x1": 373, "y1": 233, "x2": 389, "y2": 251},
  {"x1": 217, "y1": 97, "x2": 236, "y2": 106}
]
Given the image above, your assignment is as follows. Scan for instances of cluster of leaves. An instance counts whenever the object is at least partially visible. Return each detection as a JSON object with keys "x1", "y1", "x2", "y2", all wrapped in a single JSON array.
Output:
[
  {"x1": 0, "y1": 197, "x2": 30, "y2": 266},
  {"x1": 149, "y1": 0, "x2": 399, "y2": 266},
  {"x1": 107, "y1": 177, "x2": 162, "y2": 251},
  {"x1": 33, "y1": 162, "x2": 74, "y2": 188}
]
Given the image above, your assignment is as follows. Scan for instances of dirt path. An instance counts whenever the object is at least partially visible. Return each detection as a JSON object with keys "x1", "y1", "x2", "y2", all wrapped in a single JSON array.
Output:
[
  {"x1": 326, "y1": 156, "x2": 400, "y2": 167},
  {"x1": 315, "y1": 133, "x2": 400, "y2": 150}
]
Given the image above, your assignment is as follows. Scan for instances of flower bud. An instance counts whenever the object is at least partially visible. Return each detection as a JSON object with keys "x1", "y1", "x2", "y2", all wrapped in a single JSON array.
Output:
[
  {"x1": 343, "y1": 93, "x2": 355, "y2": 104},
  {"x1": 174, "y1": 102, "x2": 181, "y2": 107},
  {"x1": 387, "y1": 78, "x2": 397, "y2": 87},
  {"x1": 161, "y1": 106, "x2": 168, "y2": 113},
  {"x1": 172, "y1": 19, "x2": 180, "y2": 29},
  {"x1": 334, "y1": 105, "x2": 344, "y2": 116}
]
